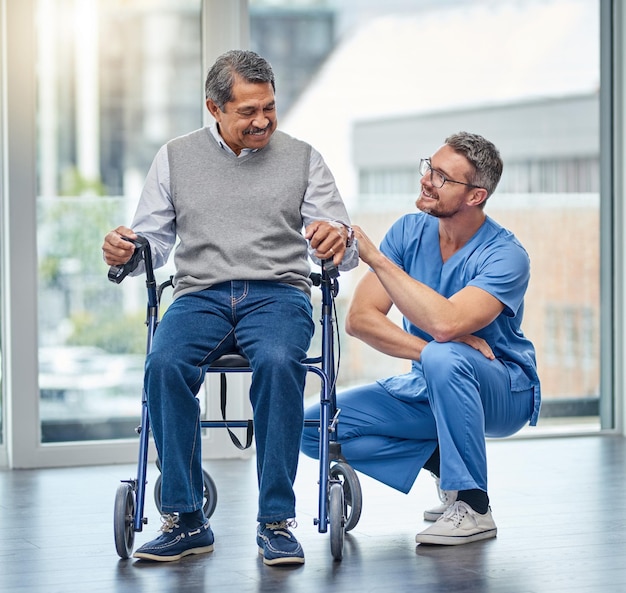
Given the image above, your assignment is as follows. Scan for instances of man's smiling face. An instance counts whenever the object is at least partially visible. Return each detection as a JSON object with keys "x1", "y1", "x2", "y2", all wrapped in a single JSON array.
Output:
[{"x1": 207, "y1": 75, "x2": 277, "y2": 155}]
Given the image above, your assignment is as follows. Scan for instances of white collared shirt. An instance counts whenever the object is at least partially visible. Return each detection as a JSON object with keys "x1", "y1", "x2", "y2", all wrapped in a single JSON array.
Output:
[{"x1": 131, "y1": 122, "x2": 358, "y2": 271}]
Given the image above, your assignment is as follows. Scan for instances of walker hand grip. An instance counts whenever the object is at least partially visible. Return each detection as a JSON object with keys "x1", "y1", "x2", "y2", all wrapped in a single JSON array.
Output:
[
  {"x1": 322, "y1": 259, "x2": 339, "y2": 279},
  {"x1": 107, "y1": 236, "x2": 149, "y2": 284}
]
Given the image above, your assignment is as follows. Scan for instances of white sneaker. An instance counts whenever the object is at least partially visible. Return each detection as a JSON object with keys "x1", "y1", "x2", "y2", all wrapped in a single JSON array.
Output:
[
  {"x1": 415, "y1": 500, "x2": 497, "y2": 545},
  {"x1": 423, "y1": 473, "x2": 458, "y2": 522}
]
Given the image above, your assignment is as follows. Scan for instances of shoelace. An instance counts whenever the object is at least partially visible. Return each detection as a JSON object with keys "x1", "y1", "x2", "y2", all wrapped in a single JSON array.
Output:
[
  {"x1": 440, "y1": 501, "x2": 473, "y2": 527},
  {"x1": 265, "y1": 519, "x2": 297, "y2": 537},
  {"x1": 159, "y1": 513, "x2": 181, "y2": 533}
]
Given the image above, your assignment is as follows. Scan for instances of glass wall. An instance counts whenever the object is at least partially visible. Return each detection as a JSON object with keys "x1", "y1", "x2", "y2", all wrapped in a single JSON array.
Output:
[
  {"x1": 1, "y1": 0, "x2": 607, "y2": 463},
  {"x1": 250, "y1": 0, "x2": 603, "y2": 432},
  {"x1": 35, "y1": 0, "x2": 202, "y2": 442}
]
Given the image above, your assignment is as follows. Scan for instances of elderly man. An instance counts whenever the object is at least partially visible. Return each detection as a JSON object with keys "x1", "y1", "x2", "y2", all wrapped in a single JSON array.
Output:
[{"x1": 103, "y1": 50, "x2": 357, "y2": 565}]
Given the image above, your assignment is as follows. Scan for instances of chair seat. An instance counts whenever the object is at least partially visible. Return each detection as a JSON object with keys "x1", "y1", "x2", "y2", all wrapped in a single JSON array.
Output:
[{"x1": 208, "y1": 353, "x2": 250, "y2": 369}]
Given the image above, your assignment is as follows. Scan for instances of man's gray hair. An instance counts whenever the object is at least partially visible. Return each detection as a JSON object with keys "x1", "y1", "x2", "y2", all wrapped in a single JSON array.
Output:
[
  {"x1": 205, "y1": 49, "x2": 275, "y2": 110},
  {"x1": 445, "y1": 132, "x2": 503, "y2": 199}
]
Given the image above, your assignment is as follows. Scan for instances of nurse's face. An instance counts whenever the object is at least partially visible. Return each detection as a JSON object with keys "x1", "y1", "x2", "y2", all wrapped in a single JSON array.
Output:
[{"x1": 416, "y1": 145, "x2": 479, "y2": 218}]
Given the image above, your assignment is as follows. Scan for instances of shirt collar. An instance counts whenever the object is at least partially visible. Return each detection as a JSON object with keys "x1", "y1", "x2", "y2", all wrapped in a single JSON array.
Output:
[{"x1": 209, "y1": 122, "x2": 257, "y2": 158}]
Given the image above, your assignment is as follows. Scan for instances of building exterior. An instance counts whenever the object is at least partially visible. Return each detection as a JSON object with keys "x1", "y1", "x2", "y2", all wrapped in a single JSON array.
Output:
[{"x1": 346, "y1": 94, "x2": 600, "y2": 409}]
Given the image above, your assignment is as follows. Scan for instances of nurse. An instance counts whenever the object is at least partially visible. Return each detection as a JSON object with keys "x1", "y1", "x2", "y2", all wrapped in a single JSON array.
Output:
[{"x1": 302, "y1": 131, "x2": 541, "y2": 546}]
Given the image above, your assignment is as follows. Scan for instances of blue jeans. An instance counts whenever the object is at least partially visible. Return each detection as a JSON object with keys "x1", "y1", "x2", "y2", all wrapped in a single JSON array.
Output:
[
  {"x1": 302, "y1": 341, "x2": 534, "y2": 494},
  {"x1": 146, "y1": 281, "x2": 314, "y2": 523}
]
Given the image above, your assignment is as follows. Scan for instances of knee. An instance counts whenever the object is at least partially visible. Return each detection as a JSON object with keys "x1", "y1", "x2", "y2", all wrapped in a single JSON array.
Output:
[
  {"x1": 145, "y1": 348, "x2": 174, "y2": 377},
  {"x1": 252, "y1": 342, "x2": 307, "y2": 371},
  {"x1": 145, "y1": 345, "x2": 190, "y2": 383},
  {"x1": 144, "y1": 351, "x2": 170, "y2": 377},
  {"x1": 421, "y1": 341, "x2": 473, "y2": 390},
  {"x1": 421, "y1": 341, "x2": 465, "y2": 375}
]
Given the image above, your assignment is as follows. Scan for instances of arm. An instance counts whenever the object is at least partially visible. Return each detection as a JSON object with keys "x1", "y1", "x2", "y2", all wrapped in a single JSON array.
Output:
[
  {"x1": 301, "y1": 147, "x2": 359, "y2": 270},
  {"x1": 353, "y1": 225, "x2": 504, "y2": 343},
  {"x1": 347, "y1": 269, "x2": 496, "y2": 361},
  {"x1": 346, "y1": 270, "x2": 429, "y2": 360},
  {"x1": 101, "y1": 146, "x2": 176, "y2": 272}
]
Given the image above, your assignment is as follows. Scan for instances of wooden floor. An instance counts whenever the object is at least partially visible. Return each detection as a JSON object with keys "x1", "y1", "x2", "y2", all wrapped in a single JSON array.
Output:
[{"x1": 1, "y1": 434, "x2": 625, "y2": 593}]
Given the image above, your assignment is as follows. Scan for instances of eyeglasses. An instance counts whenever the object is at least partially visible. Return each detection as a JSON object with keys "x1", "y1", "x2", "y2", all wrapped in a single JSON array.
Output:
[{"x1": 419, "y1": 158, "x2": 483, "y2": 190}]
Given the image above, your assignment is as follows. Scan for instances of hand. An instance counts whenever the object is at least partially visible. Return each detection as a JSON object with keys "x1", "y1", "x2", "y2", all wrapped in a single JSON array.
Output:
[
  {"x1": 352, "y1": 225, "x2": 383, "y2": 267},
  {"x1": 305, "y1": 221, "x2": 348, "y2": 266},
  {"x1": 454, "y1": 334, "x2": 495, "y2": 360},
  {"x1": 102, "y1": 226, "x2": 137, "y2": 266}
]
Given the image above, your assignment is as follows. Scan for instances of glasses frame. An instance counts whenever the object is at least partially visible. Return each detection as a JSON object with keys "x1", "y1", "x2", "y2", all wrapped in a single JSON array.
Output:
[{"x1": 419, "y1": 158, "x2": 483, "y2": 190}]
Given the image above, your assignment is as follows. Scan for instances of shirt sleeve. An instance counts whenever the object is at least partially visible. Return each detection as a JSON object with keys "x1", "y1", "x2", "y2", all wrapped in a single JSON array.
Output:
[
  {"x1": 129, "y1": 144, "x2": 177, "y2": 272},
  {"x1": 469, "y1": 241, "x2": 531, "y2": 318},
  {"x1": 301, "y1": 146, "x2": 359, "y2": 271},
  {"x1": 379, "y1": 216, "x2": 409, "y2": 270}
]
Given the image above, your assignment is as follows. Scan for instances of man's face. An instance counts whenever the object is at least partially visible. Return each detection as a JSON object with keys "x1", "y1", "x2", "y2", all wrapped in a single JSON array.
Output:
[
  {"x1": 207, "y1": 75, "x2": 277, "y2": 155},
  {"x1": 416, "y1": 145, "x2": 477, "y2": 218}
]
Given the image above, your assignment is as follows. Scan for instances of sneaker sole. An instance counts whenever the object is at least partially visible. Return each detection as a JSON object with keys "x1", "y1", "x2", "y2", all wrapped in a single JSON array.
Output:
[
  {"x1": 258, "y1": 547, "x2": 305, "y2": 566},
  {"x1": 415, "y1": 528, "x2": 497, "y2": 546},
  {"x1": 423, "y1": 510, "x2": 444, "y2": 522},
  {"x1": 133, "y1": 544, "x2": 214, "y2": 562}
]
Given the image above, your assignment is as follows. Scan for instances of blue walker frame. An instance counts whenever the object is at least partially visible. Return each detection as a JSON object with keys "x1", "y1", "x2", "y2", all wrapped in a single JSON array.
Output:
[{"x1": 111, "y1": 236, "x2": 362, "y2": 561}]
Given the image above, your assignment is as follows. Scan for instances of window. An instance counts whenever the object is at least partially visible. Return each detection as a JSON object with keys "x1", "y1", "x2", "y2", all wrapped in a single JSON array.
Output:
[
  {"x1": 499, "y1": 157, "x2": 600, "y2": 193},
  {"x1": 0, "y1": 0, "x2": 614, "y2": 469},
  {"x1": 253, "y1": 0, "x2": 603, "y2": 430},
  {"x1": 36, "y1": 0, "x2": 202, "y2": 442}
]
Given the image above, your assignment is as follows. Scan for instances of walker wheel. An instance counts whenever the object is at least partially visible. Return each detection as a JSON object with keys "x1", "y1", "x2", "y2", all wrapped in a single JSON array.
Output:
[
  {"x1": 329, "y1": 481, "x2": 345, "y2": 561},
  {"x1": 114, "y1": 482, "x2": 136, "y2": 559},
  {"x1": 154, "y1": 469, "x2": 218, "y2": 518},
  {"x1": 330, "y1": 462, "x2": 362, "y2": 531}
]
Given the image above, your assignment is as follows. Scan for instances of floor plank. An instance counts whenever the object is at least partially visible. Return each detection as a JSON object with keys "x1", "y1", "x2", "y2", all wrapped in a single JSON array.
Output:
[{"x1": 1, "y1": 434, "x2": 625, "y2": 593}]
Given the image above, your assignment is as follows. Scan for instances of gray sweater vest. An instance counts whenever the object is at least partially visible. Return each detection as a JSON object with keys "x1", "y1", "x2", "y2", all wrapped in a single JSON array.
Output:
[{"x1": 167, "y1": 128, "x2": 313, "y2": 298}]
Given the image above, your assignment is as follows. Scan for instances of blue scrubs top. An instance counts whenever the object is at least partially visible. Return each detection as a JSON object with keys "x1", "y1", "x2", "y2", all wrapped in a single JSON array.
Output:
[{"x1": 377, "y1": 212, "x2": 541, "y2": 425}]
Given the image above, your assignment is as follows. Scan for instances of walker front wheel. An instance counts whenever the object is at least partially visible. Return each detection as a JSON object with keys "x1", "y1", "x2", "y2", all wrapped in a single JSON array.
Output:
[
  {"x1": 114, "y1": 482, "x2": 136, "y2": 559},
  {"x1": 329, "y1": 481, "x2": 345, "y2": 561},
  {"x1": 330, "y1": 462, "x2": 362, "y2": 531}
]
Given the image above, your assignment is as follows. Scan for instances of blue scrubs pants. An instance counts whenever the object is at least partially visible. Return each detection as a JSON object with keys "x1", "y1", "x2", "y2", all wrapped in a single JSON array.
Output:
[{"x1": 302, "y1": 341, "x2": 534, "y2": 494}]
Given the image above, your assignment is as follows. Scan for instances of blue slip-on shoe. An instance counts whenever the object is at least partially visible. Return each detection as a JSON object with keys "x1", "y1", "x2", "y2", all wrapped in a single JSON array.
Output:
[
  {"x1": 256, "y1": 519, "x2": 305, "y2": 566},
  {"x1": 133, "y1": 514, "x2": 215, "y2": 562}
]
